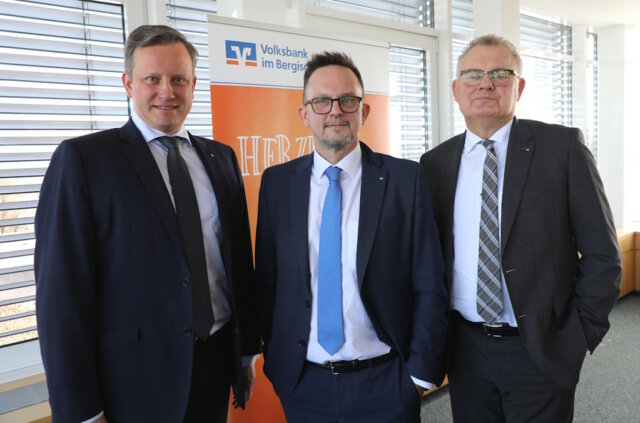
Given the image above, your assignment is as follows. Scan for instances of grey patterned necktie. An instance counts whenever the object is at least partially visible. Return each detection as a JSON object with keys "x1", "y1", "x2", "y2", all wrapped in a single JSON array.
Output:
[{"x1": 477, "y1": 140, "x2": 503, "y2": 323}]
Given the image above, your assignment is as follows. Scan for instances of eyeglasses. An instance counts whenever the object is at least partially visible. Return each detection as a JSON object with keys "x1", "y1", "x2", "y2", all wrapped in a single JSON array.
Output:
[
  {"x1": 305, "y1": 96, "x2": 362, "y2": 114},
  {"x1": 458, "y1": 68, "x2": 519, "y2": 86}
]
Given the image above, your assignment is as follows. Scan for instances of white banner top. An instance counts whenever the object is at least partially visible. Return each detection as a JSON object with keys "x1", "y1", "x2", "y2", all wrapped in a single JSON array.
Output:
[{"x1": 208, "y1": 15, "x2": 389, "y2": 95}]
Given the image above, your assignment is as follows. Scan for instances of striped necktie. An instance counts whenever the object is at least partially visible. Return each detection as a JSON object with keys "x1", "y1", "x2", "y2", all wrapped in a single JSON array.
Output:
[{"x1": 477, "y1": 140, "x2": 503, "y2": 323}]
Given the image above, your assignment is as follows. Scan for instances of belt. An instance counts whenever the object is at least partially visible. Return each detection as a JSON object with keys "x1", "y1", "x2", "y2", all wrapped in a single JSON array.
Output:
[
  {"x1": 306, "y1": 350, "x2": 396, "y2": 375},
  {"x1": 453, "y1": 311, "x2": 519, "y2": 338}
]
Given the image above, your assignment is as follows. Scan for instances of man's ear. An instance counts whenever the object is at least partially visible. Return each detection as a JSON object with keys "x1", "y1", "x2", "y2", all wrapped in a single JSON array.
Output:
[
  {"x1": 516, "y1": 77, "x2": 526, "y2": 101},
  {"x1": 298, "y1": 104, "x2": 310, "y2": 127},
  {"x1": 122, "y1": 72, "x2": 133, "y2": 98},
  {"x1": 361, "y1": 102, "x2": 371, "y2": 124}
]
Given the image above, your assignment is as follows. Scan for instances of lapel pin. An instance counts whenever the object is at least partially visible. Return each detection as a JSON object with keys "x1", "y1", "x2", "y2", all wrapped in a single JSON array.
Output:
[
  {"x1": 379, "y1": 176, "x2": 384, "y2": 181},
  {"x1": 210, "y1": 153, "x2": 215, "y2": 158},
  {"x1": 521, "y1": 147, "x2": 531, "y2": 152}
]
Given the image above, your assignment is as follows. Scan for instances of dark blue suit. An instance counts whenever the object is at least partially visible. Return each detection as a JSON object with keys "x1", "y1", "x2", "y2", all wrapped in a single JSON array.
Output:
[
  {"x1": 35, "y1": 119, "x2": 259, "y2": 422},
  {"x1": 255, "y1": 142, "x2": 448, "y2": 407}
]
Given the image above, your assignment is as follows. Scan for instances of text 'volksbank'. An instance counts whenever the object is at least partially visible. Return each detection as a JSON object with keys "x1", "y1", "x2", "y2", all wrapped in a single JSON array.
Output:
[
  {"x1": 260, "y1": 44, "x2": 308, "y2": 74},
  {"x1": 225, "y1": 39, "x2": 308, "y2": 74}
]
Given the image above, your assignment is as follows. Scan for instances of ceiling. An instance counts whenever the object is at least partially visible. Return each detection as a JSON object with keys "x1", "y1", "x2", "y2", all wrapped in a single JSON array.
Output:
[{"x1": 521, "y1": 0, "x2": 640, "y2": 26}]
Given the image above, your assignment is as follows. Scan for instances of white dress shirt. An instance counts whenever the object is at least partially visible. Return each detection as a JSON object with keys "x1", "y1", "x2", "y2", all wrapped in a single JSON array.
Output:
[
  {"x1": 132, "y1": 112, "x2": 232, "y2": 335},
  {"x1": 452, "y1": 120, "x2": 518, "y2": 326},
  {"x1": 306, "y1": 143, "x2": 432, "y2": 389}
]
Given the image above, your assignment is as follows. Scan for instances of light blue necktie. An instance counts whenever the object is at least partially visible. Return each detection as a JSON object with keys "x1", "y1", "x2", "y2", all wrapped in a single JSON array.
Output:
[{"x1": 317, "y1": 166, "x2": 344, "y2": 355}]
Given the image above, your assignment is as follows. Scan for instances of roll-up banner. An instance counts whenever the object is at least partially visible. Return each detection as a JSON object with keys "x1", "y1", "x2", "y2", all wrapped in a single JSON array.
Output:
[{"x1": 208, "y1": 15, "x2": 390, "y2": 422}]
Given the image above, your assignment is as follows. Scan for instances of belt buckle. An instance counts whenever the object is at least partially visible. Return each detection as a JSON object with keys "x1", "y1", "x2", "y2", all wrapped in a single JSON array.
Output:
[
  {"x1": 329, "y1": 362, "x2": 340, "y2": 375},
  {"x1": 482, "y1": 323, "x2": 503, "y2": 337}
]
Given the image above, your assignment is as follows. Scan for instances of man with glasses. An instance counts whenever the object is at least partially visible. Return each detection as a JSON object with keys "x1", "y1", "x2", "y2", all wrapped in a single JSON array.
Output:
[
  {"x1": 255, "y1": 51, "x2": 448, "y2": 422},
  {"x1": 421, "y1": 34, "x2": 621, "y2": 421}
]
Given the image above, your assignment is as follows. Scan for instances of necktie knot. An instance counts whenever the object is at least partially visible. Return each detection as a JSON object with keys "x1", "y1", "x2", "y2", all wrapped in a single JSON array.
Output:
[
  {"x1": 156, "y1": 136, "x2": 182, "y2": 151},
  {"x1": 481, "y1": 139, "x2": 495, "y2": 151},
  {"x1": 325, "y1": 166, "x2": 341, "y2": 182}
]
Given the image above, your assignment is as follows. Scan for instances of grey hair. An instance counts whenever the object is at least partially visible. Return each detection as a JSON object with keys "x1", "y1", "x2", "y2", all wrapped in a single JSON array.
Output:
[{"x1": 457, "y1": 34, "x2": 522, "y2": 75}]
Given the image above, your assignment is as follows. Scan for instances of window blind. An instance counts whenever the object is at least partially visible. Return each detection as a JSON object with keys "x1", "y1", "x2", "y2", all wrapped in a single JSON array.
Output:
[
  {"x1": 519, "y1": 13, "x2": 572, "y2": 127},
  {"x1": 451, "y1": 0, "x2": 473, "y2": 135},
  {"x1": 585, "y1": 31, "x2": 598, "y2": 158},
  {"x1": 389, "y1": 46, "x2": 430, "y2": 161},
  {"x1": 165, "y1": 0, "x2": 217, "y2": 138},
  {"x1": 451, "y1": 40, "x2": 467, "y2": 135},
  {"x1": 0, "y1": 0, "x2": 128, "y2": 347},
  {"x1": 451, "y1": 0, "x2": 473, "y2": 38},
  {"x1": 305, "y1": 0, "x2": 434, "y2": 27}
]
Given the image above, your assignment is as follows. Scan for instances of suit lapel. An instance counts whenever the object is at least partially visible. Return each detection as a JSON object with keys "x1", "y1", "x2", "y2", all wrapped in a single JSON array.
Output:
[
  {"x1": 191, "y1": 136, "x2": 234, "y2": 274},
  {"x1": 356, "y1": 142, "x2": 388, "y2": 289},
  {"x1": 501, "y1": 118, "x2": 535, "y2": 254},
  {"x1": 291, "y1": 155, "x2": 313, "y2": 281},
  {"x1": 438, "y1": 134, "x2": 465, "y2": 281},
  {"x1": 119, "y1": 120, "x2": 186, "y2": 258}
]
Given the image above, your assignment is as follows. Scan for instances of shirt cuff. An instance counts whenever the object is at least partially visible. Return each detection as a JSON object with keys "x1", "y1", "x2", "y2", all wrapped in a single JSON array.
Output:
[
  {"x1": 410, "y1": 376, "x2": 434, "y2": 391},
  {"x1": 242, "y1": 354, "x2": 259, "y2": 367},
  {"x1": 81, "y1": 411, "x2": 104, "y2": 423}
]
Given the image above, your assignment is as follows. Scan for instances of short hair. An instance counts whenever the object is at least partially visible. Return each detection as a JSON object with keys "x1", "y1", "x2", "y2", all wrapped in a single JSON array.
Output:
[
  {"x1": 302, "y1": 51, "x2": 364, "y2": 101},
  {"x1": 124, "y1": 25, "x2": 198, "y2": 76},
  {"x1": 457, "y1": 34, "x2": 523, "y2": 75}
]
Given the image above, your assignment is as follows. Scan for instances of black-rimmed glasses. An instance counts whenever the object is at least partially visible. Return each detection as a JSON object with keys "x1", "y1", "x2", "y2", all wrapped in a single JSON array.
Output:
[
  {"x1": 458, "y1": 68, "x2": 519, "y2": 86},
  {"x1": 305, "y1": 96, "x2": 362, "y2": 114}
]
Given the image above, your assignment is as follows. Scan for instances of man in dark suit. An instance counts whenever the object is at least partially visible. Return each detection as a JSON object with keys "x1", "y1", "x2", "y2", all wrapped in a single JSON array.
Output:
[
  {"x1": 421, "y1": 34, "x2": 621, "y2": 422},
  {"x1": 255, "y1": 51, "x2": 448, "y2": 422},
  {"x1": 35, "y1": 25, "x2": 259, "y2": 422}
]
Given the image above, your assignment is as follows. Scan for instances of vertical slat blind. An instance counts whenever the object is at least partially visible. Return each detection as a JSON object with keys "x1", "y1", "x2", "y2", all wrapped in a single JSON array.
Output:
[
  {"x1": 165, "y1": 0, "x2": 217, "y2": 139},
  {"x1": 0, "y1": 0, "x2": 128, "y2": 347},
  {"x1": 519, "y1": 14, "x2": 572, "y2": 127}
]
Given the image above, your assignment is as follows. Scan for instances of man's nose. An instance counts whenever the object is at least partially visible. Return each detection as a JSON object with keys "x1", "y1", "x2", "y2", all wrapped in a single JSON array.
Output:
[
  {"x1": 478, "y1": 72, "x2": 495, "y2": 88},
  {"x1": 328, "y1": 99, "x2": 343, "y2": 115},
  {"x1": 159, "y1": 79, "x2": 175, "y2": 97}
]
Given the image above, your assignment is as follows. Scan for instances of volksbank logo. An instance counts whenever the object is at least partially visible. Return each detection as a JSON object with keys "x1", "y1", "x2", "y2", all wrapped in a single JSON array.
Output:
[{"x1": 225, "y1": 40, "x2": 257, "y2": 67}]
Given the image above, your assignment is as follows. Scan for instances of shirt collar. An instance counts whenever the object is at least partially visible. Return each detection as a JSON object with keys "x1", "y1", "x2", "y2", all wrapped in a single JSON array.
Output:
[
  {"x1": 463, "y1": 119, "x2": 513, "y2": 154},
  {"x1": 312, "y1": 142, "x2": 362, "y2": 180},
  {"x1": 131, "y1": 110, "x2": 191, "y2": 146}
]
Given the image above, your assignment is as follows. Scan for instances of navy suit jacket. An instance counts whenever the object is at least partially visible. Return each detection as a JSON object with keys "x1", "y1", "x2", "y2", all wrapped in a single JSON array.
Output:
[
  {"x1": 35, "y1": 119, "x2": 260, "y2": 422},
  {"x1": 421, "y1": 118, "x2": 622, "y2": 389},
  {"x1": 255, "y1": 142, "x2": 449, "y2": 399}
]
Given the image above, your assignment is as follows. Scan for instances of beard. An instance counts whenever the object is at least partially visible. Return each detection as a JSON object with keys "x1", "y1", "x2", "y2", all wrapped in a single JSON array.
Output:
[{"x1": 317, "y1": 120, "x2": 357, "y2": 152}]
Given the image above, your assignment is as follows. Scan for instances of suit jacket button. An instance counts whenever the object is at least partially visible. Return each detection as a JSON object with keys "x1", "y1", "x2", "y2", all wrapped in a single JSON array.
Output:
[
  {"x1": 182, "y1": 277, "x2": 191, "y2": 287},
  {"x1": 233, "y1": 328, "x2": 239, "y2": 336},
  {"x1": 298, "y1": 340, "x2": 306, "y2": 347},
  {"x1": 183, "y1": 327, "x2": 193, "y2": 336},
  {"x1": 304, "y1": 300, "x2": 310, "y2": 308}
]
